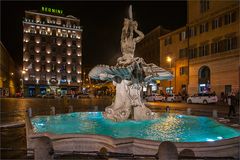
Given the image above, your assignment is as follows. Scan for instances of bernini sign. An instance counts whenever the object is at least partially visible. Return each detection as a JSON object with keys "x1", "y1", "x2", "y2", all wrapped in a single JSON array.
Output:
[{"x1": 41, "y1": 6, "x2": 63, "y2": 15}]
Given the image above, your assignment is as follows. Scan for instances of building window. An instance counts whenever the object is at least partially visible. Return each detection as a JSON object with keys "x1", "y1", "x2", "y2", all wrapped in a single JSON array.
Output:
[
  {"x1": 41, "y1": 74, "x2": 46, "y2": 80},
  {"x1": 71, "y1": 76, "x2": 77, "y2": 83},
  {"x1": 212, "y1": 17, "x2": 222, "y2": 30},
  {"x1": 200, "y1": 0, "x2": 209, "y2": 13},
  {"x1": 62, "y1": 57, "x2": 66, "y2": 62},
  {"x1": 189, "y1": 27, "x2": 197, "y2": 37},
  {"x1": 72, "y1": 57, "x2": 76, "y2": 63},
  {"x1": 211, "y1": 36, "x2": 238, "y2": 54},
  {"x1": 199, "y1": 44, "x2": 209, "y2": 57},
  {"x1": 41, "y1": 64, "x2": 45, "y2": 71},
  {"x1": 52, "y1": 46, "x2": 56, "y2": 53},
  {"x1": 199, "y1": 23, "x2": 208, "y2": 34},
  {"x1": 61, "y1": 75, "x2": 67, "y2": 83},
  {"x1": 62, "y1": 47, "x2": 67, "y2": 54},
  {"x1": 62, "y1": 20, "x2": 66, "y2": 26},
  {"x1": 179, "y1": 31, "x2": 187, "y2": 41},
  {"x1": 72, "y1": 40, "x2": 76, "y2": 46},
  {"x1": 29, "y1": 45, "x2": 35, "y2": 53},
  {"x1": 41, "y1": 17, "x2": 46, "y2": 23},
  {"x1": 211, "y1": 41, "x2": 219, "y2": 54},
  {"x1": 180, "y1": 66, "x2": 188, "y2": 76},
  {"x1": 72, "y1": 48, "x2": 76, "y2": 55},
  {"x1": 224, "y1": 11, "x2": 237, "y2": 25},
  {"x1": 179, "y1": 48, "x2": 188, "y2": 58},
  {"x1": 62, "y1": 39, "x2": 66, "y2": 45},
  {"x1": 52, "y1": 56, "x2": 56, "y2": 61},
  {"x1": 29, "y1": 74, "x2": 35, "y2": 80},
  {"x1": 40, "y1": 29, "x2": 47, "y2": 35},
  {"x1": 164, "y1": 37, "x2": 172, "y2": 46},
  {"x1": 30, "y1": 54, "x2": 34, "y2": 60},
  {"x1": 41, "y1": 55, "x2": 45, "y2": 61},
  {"x1": 62, "y1": 31, "x2": 68, "y2": 38},
  {"x1": 51, "y1": 64, "x2": 55, "y2": 72},
  {"x1": 72, "y1": 65, "x2": 76, "y2": 72},
  {"x1": 52, "y1": 30, "x2": 56, "y2": 36},
  {"x1": 30, "y1": 26, "x2": 36, "y2": 34},
  {"x1": 30, "y1": 35, "x2": 35, "y2": 41},
  {"x1": 189, "y1": 48, "x2": 198, "y2": 59},
  {"x1": 51, "y1": 18, "x2": 56, "y2": 24},
  {"x1": 41, "y1": 46, "x2": 46, "y2": 52},
  {"x1": 41, "y1": 37, "x2": 46, "y2": 43},
  {"x1": 61, "y1": 65, "x2": 66, "y2": 72},
  {"x1": 223, "y1": 37, "x2": 238, "y2": 51},
  {"x1": 71, "y1": 33, "x2": 77, "y2": 38},
  {"x1": 51, "y1": 37, "x2": 56, "y2": 44}
]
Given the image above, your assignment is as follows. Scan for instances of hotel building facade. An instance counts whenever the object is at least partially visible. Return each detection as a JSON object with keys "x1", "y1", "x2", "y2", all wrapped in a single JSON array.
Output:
[
  {"x1": 159, "y1": 0, "x2": 239, "y2": 97},
  {"x1": 22, "y1": 7, "x2": 82, "y2": 97}
]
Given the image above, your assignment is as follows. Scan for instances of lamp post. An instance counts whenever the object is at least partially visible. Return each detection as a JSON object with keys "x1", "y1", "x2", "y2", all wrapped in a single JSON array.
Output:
[
  {"x1": 21, "y1": 70, "x2": 26, "y2": 97},
  {"x1": 166, "y1": 56, "x2": 172, "y2": 94}
]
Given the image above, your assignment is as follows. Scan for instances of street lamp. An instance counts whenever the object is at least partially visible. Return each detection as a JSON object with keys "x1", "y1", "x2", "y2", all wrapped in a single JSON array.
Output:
[
  {"x1": 166, "y1": 56, "x2": 172, "y2": 94},
  {"x1": 21, "y1": 70, "x2": 26, "y2": 97},
  {"x1": 166, "y1": 56, "x2": 172, "y2": 68}
]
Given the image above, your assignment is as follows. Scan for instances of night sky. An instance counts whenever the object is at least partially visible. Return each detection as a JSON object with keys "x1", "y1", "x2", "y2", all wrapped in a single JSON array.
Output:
[{"x1": 1, "y1": 1, "x2": 186, "y2": 68}]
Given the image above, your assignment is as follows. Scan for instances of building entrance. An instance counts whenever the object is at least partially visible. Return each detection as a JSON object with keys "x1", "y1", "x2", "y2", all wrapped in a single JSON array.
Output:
[
  {"x1": 198, "y1": 66, "x2": 210, "y2": 93},
  {"x1": 28, "y1": 86, "x2": 35, "y2": 97}
]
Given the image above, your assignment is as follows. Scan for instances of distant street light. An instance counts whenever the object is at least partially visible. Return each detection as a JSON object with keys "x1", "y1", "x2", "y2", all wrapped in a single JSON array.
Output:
[
  {"x1": 166, "y1": 56, "x2": 172, "y2": 68},
  {"x1": 166, "y1": 56, "x2": 172, "y2": 94},
  {"x1": 21, "y1": 70, "x2": 26, "y2": 97}
]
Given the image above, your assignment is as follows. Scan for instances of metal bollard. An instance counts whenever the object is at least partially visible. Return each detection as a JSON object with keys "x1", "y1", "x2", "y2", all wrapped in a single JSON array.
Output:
[
  {"x1": 187, "y1": 108, "x2": 191, "y2": 115},
  {"x1": 68, "y1": 105, "x2": 73, "y2": 113},
  {"x1": 34, "y1": 136, "x2": 53, "y2": 160},
  {"x1": 50, "y1": 106, "x2": 55, "y2": 115},
  {"x1": 28, "y1": 107, "x2": 32, "y2": 118},
  {"x1": 157, "y1": 141, "x2": 178, "y2": 160},
  {"x1": 212, "y1": 109, "x2": 218, "y2": 118}
]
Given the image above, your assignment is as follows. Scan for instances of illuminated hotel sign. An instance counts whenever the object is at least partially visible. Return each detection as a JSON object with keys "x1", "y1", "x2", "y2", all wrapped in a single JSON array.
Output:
[{"x1": 41, "y1": 6, "x2": 63, "y2": 15}]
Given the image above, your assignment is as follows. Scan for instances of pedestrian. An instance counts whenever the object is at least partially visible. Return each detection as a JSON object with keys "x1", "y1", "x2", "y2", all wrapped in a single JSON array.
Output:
[
  {"x1": 236, "y1": 90, "x2": 239, "y2": 106},
  {"x1": 220, "y1": 92, "x2": 225, "y2": 104},
  {"x1": 212, "y1": 91, "x2": 216, "y2": 96},
  {"x1": 228, "y1": 93, "x2": 236, "y2": 118},
  {"x1": 166, "y1": 106, "x2": 170, "y2": 113}
]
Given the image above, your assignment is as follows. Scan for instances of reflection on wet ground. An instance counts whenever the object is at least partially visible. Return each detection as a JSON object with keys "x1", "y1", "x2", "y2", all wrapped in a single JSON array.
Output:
[
  {"x1": 1, "y1": 127, "x2": 26, "y2": 159},
  {"x1": 0, "y1": 97, "x2": 112, "y2": 159}
]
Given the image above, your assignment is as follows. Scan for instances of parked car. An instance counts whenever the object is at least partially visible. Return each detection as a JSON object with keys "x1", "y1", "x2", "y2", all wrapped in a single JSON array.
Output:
[
  {"x1": 165, "y1": 94, "x2": 182, "y2": 102},
  {"x1": 145, "y1": 94, "x2": 165, "y2": 102},
  {"x1": 36, "y1": 94, "x2": 43, "y2": 98},
  {"x1": 187, "y1": 93, "x2": 218, "y2": 104},
  {"x1": 15, "y1": 92, "x2": 22, "y2": 97},
  {"x1": 77, "y1": 93, "x2": 90, "y2": 99}
]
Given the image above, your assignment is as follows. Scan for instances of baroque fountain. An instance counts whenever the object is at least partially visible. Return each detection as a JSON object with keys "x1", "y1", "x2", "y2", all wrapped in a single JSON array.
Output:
[
  {"x1": 26, "y1": 6, "x2": 240, "y2": 159},
  {"x1": 89, "y1": 5, "x2": 172, "y2": 121}
]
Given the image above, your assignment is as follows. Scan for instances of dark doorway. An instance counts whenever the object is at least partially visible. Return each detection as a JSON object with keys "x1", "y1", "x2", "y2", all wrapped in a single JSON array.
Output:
[{"x1": 198, "y1": 66, "x2": 210, "y2": 93}]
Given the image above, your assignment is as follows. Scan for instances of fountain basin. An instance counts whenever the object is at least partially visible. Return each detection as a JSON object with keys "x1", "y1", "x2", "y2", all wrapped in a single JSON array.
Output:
[
  {"x1": 31, "y1": 112, "x2": 240, "y2": 142},
  {"x1": 26, "y1": 112, "x2": 240, "y2": 158}
]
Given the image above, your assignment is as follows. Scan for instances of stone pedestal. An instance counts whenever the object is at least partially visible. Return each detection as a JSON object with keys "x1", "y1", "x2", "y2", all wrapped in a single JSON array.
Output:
[{"x1": 104, "y1": 80, "x2": 155, "y2": 121}]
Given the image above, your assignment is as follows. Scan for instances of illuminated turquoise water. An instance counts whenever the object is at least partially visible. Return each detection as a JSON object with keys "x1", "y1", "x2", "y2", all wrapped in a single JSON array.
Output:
[{"x1": 31, "y1": 112, "x2": 240, "y2": 142}]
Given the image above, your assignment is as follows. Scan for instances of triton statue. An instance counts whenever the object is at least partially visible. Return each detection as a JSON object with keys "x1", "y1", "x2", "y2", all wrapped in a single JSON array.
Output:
[{"x1": 89, "y1": 5, "x2": 173, "y2": 121}]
